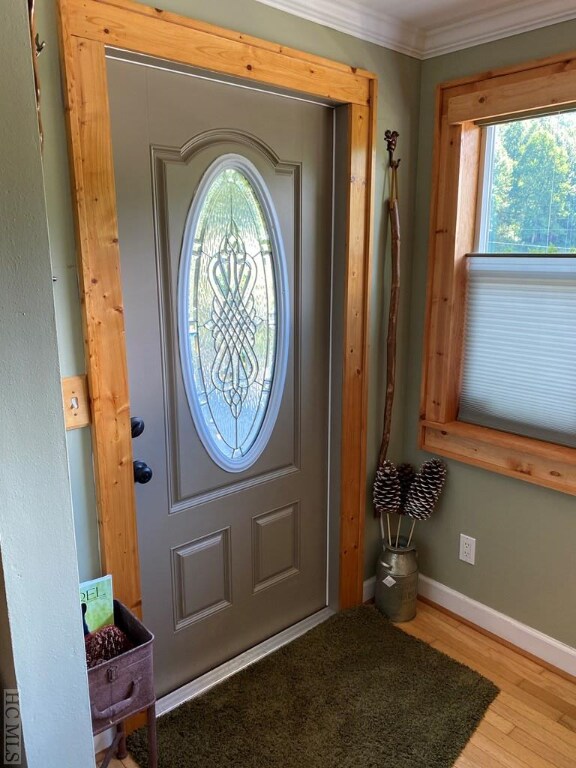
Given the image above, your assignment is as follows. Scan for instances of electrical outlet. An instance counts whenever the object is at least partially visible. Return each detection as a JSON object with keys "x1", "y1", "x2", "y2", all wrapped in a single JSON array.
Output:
[{"x1": 459, "y1": 534, "x2": 476, "y2": 565}]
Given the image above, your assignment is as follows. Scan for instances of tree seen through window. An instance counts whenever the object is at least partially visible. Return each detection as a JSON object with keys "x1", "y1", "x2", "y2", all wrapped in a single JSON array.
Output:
[{"x1": 484, "y1": 111, "x2": 576, "y2": 253}]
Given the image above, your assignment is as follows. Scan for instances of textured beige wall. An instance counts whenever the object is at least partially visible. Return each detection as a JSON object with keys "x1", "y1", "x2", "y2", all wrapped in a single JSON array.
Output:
[
  {"x1": 403, "y1": 22, "x2": 576, "y2": 646},
  {"x1": 36, "y1": 0, "x2": 422, "y2": 583}
]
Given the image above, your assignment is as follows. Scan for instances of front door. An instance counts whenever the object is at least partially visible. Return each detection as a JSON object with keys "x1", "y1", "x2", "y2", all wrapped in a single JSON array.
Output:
[{"x1": 106, "y1": 54, "x2": 333, "y2": 696}]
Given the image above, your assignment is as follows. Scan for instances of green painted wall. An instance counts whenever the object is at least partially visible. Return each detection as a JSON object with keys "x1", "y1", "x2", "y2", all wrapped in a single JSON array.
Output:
[
  {"x1": 38, "y1": 1, "x2": 102, "y2": 581},
  {"x1": 0, "y1": 557, "x2": 17, "y2": 709},
  {"x1": 35, "y1": 0, "x2": 576, "y2": 646},
  {"x1": 36, "y1": 0, "x2": 421, "y2": 582},
  {"x1": 403, "y1": 21, "x2": 576, "y2": 646},
  {"x1": 0, "y1": 1, "x2": 93, "y2": 763}
]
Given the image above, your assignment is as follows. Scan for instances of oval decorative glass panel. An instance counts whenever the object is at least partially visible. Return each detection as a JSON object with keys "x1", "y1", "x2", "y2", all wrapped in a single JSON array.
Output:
[{"x1": 178, "y1": 155, "x2": 289, "y2": 472}]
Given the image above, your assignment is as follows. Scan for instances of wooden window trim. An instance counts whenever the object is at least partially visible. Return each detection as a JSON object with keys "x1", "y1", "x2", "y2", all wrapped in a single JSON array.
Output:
[
  {"x1": 57, "y1": 0, "x2": 377, "y2": 614},
  {"x1": 421, "y1": 51, "x2": 576, "y2": 496}
]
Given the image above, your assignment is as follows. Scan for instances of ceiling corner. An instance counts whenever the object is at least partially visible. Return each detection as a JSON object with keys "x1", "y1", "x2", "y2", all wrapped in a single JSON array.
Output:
[
  {"x1": 254, "y1": 0, "x2": 425, "y2": 59},
  {"x1": 255, "y1": 0, "x2": 576, "y2": 61},
  {"x1": 421, "y1": 0, "x2": 576, "y2": 59}
]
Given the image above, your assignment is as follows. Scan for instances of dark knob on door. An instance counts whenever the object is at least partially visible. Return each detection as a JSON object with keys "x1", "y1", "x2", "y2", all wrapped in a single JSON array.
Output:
[
  {"x1": 133, "y1": 460, "x2": 153, "y2": 484},
  {"x1": 131, "y1": 417, "x2": 145, "y2": 439}
]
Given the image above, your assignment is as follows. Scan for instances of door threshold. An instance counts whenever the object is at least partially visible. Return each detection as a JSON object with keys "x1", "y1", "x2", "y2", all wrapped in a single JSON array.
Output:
[{"x1": 157, "y1": 607, "x2": 335, "y2": 716}]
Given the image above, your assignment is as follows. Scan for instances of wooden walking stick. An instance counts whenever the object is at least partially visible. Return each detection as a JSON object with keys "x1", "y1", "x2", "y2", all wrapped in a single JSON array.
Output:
[
  {"x1": 28, "y1": 0, "x2": 45, "y2": 148},
  {"x1": 380, "y1": 130, "x2": 401, "y2": 466},
  {"x1": 372, "y1": 131, "x2": 402, "y2": 543}
]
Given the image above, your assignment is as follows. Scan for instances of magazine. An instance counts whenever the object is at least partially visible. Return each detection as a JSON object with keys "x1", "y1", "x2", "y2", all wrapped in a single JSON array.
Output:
[{"x1": 80, "y1": 574, "x2": 114, "y2": 635}]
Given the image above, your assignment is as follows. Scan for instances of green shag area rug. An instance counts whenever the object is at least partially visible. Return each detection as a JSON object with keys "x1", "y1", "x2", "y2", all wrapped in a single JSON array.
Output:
[{"x1": 128, "y1": 606, "x2": 498, "y2": 768}]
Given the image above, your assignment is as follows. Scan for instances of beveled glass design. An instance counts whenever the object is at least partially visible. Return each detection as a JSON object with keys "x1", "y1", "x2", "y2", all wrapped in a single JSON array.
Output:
[{"x1": 179, "y1": 155, "x2": 288, "y2": 472}]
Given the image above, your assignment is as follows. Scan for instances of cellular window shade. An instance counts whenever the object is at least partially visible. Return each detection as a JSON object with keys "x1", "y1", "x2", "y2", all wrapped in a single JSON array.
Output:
[{"x1": 459, "y1": 256, "x2": 576, "y2": 448}]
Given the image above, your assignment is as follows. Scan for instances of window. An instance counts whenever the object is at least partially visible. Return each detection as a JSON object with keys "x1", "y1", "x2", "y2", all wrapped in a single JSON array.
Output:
[
  {"x1": 460, "y1": 255, "x2": 576, "y2": 447},
  {"x1": 421, "y1": 54, "x2": 576, "y2": 494},
  {"x1": 179, "y1": 155, "x2": 289, "y2": 472},
  {"x1": 460, "y1": 114, "x2": 576, "y2": 448},
  {"x1": 478, "y1": 114, "x2": 576, "y2": 255}
]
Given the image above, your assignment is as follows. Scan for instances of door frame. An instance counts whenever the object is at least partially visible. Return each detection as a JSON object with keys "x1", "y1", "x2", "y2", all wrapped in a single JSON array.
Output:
[{"x1": 57, "y1": 0, "x2": 377, "y2": 615}]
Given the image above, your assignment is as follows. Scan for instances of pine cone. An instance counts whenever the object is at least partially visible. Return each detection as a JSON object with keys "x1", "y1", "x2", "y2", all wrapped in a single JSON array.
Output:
[
  {"x1": 396, "y1": 463, "x2": 415, "y2": 512},
  {"x1": 405, "y1": 459, "x2": 447, "y2": 520},
  {"x1": 85, "y1": 625, "x2": 133, "y2": 668},
  {"x1": 373, "y1": 460, "x2": 401, "y2": 516}
]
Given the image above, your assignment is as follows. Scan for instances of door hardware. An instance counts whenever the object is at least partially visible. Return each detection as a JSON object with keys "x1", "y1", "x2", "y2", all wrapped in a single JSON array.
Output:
[
  {"x1": 133, "y1": 460, "x2": 153, "y2": 484},
  {"x1": 131, "y1": 417, "x2": 145, "y2": 438}
]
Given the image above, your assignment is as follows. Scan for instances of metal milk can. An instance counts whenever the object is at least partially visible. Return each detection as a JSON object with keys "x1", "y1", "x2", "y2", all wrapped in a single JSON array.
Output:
[{"x1": 375, "y1": 544, "x2": 418, "y2": 623}]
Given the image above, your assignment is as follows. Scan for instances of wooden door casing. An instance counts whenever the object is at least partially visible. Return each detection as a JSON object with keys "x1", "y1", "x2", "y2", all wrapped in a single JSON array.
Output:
[{"x1": 57, "y1": 0, "x2": 377, "y2": 615}]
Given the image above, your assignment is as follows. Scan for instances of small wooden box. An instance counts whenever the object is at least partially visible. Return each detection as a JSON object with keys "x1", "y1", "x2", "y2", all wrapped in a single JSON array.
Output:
[{"x1": 88, "y1": 600, "x2": 155, "y2": 734}]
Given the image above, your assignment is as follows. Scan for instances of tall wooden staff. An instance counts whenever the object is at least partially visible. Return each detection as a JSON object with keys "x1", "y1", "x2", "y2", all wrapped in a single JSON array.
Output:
[
  {"x1": 28, "y1": 0, "x2": 45, "y2": 147},
  {"x1": 380, "y1": 131, "x2": 401, "y2": 465},
  {"x1": 372, "y1": 131, "x2": 402, "y2": 545}
]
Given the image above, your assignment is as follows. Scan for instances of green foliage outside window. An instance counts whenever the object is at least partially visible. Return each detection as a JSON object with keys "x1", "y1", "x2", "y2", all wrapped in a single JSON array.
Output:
[{"x1": 485, "y1": 112, "x2": 576, "y2": 253}]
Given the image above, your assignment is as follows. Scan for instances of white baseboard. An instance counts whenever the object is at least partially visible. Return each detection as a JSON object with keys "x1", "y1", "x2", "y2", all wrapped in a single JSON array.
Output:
[
  {"x1": 94, "y1": 728, "x2": 113, "y2": 755},
  {"x1": 363, "y1": 575, "x2": 376, "y2": 603},
  {"x1": 364, "y1": 573, "x2": 576, "y2": 677}
]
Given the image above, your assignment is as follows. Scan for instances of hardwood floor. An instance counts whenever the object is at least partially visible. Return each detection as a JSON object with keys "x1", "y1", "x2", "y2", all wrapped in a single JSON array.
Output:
[{"x1": 101, "y1": 601, "x2": 576, "y2": 767}]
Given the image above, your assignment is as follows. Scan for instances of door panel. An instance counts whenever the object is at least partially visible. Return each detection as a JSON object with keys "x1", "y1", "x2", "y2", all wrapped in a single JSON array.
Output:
[
  {"x1": 158, "y1": 143, "x2": 298, "y2": 503},
  {"x1": 107, "y1": 55, "x2": 333, "y2": 696}
]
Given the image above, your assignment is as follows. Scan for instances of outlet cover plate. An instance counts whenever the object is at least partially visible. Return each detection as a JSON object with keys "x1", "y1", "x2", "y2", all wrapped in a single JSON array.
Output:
[{"x1": 459, "y1": 534, "x2": 476, "y2": 565}]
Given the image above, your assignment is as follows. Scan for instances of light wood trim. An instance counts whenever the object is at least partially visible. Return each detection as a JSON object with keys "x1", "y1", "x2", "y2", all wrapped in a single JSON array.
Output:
[
  {"x1": 339, "y1": 101, "x2": 374, "y2": 608},
  {"x1": 421, "y1": 49, "x2": 576, "y2": 496},
  {"x1": 434, "y1": 50, "x2": 576, "y2": 93},
  {"x1": 57, "y1": 29, "x2": 141, "y2": 615},
  {"x1": 423, "y1": 120, "x2": 481, "y2": 423},
  {"x1": 443, "y1": 122, "x2": 480, "y2": 419},
  {"x1": 418, "y1": 84, "x2": 444, "y2": 443},
  {"x1": 62, "y1": 374, "x2": 91, "y2": 430},
  {"x1": 339, "y1": 85, "x2": 377, "y2": 608},
  {"x1": 447, "y1": 67, "x2": 576, "y2": 125},
  {"x1": 424, "y1": 419, "x2": 576, "y2": 462},
  {"x1": 65, "y1": 0, "x2": 371, "y2": 106},
  {"x1": 422, "y1": 421, "x2": 576, "y2": 496},
  {"x1": 96, "y1": 0, "x2": 374, "y2": 79},
  {"x1": 58, "y1": 0, "x2": 376, "y2": 613}
]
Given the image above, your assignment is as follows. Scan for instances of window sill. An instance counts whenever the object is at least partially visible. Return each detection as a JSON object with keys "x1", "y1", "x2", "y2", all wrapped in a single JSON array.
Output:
[{"x1": 420, "y1": 420, "x2": 576, "y2": 496}]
